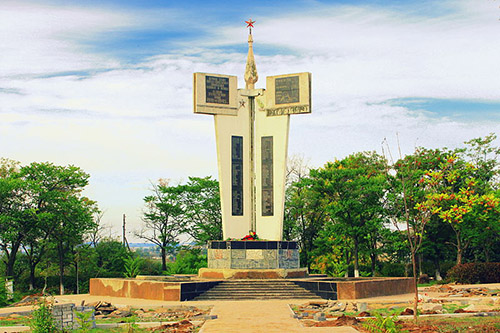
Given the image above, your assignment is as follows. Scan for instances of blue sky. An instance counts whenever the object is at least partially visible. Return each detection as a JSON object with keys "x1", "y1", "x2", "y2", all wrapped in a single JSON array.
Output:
[{"x1": 1, "y1": 0, "x2": 499, "y2": 240}]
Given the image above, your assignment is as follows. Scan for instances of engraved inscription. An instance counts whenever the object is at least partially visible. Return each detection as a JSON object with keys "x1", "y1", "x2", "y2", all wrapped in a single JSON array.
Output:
[
  {"x1": 275, "y1": 76, "x2": 299, "y2": 105},
  {"x1": 206, "y1": 76, "x2": 230, "y2": 104},
  {"x1": 261, "y1": 136, "x2": 273, "y2": 216},
  {"x1": 266, "y1": 104, "x2": 310, "y2": 116},
  {"x1": 231, "y1": 136, "x2": 243, "y2": 216}
]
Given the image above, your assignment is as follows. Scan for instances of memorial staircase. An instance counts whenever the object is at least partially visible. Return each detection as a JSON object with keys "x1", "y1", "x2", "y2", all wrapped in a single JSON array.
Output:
[{"x1": 193, "y1": 280, "x2": 321, "y2": 300}]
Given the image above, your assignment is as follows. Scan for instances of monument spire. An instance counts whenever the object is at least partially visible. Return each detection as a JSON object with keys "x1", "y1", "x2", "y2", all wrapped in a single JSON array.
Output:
[{"x1": 244, "y1": 19, "x2": 258, "y2": 89}]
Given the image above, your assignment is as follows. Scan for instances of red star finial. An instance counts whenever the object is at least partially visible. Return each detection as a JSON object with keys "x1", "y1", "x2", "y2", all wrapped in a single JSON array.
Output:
[{"x1": 245, "y1": 19, "x2": 255, "y2": 34}]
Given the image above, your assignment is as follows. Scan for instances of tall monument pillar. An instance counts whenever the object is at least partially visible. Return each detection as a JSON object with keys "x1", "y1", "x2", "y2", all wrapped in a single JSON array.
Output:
[{"x1": 193, "y1": 20, "x2": 311, "y2": 242}]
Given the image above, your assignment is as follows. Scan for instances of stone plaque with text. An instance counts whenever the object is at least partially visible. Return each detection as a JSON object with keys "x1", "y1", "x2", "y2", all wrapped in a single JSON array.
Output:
[
  {"x1": 265, "y1": 72, "x2": 311, "y2": 116},
  {"x1": 275, "y1": 76, "x2": 299, "y2": 104},
  {"x1": 231, "y1": 136, "x2": 243, "y2": 216},
  {"x1": 261, "y1": 136, "x2": 273, "y2": 216},
  {"x1": 194, "y1": 73, "x2": 238, "y2": 115}
]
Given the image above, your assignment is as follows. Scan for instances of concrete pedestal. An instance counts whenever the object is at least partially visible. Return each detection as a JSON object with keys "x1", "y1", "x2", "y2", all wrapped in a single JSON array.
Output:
[{"x1": 201, "y1": 240, "x2": 306, "y2": 279}]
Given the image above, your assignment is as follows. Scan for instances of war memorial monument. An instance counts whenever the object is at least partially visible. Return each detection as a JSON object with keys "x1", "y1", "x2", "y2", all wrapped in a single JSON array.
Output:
[
  {"x1": 194, "y1": 20, "x2": 310, "y2": 279},
  {"x1": 89, "y1": 21, "x2": 414, "y2": 301}
]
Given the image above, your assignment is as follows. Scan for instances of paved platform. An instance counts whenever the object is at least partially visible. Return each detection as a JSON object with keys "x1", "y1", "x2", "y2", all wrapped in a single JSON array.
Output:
[{"x1": 200, "y1": 300, "x2": 359, "y2": 333}]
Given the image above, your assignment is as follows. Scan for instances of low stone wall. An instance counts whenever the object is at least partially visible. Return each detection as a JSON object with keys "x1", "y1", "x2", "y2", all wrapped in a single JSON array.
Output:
[
  {"x1": 336, "y1": 277, "x2": 414, "y2": 299},
  {"x1": 292, "y1": 277, "x2": 414, "y2": 300},
  {"x1": 52, "y1": 303, "x2": 95, "y2": 330},
  {"x1": 89, "y1": 278, "x2": 221, "y2": 301}
]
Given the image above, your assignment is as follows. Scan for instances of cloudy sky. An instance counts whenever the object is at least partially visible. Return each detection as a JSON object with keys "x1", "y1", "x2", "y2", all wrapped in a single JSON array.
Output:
[{"x1": 1, "y1": 0, "x2": 499, "y2": 241}]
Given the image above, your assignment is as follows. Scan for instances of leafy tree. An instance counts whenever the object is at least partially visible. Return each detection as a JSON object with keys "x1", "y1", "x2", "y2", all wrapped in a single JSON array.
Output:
[
  {"x1": 18, "y1": 162, "x2": 97, "y2": 294},
  {"x1": 422, "y1": 156, "x2": 499, "y2": 265},
  {"x1": 179, "y1": 177, "x2": 222, "y2": 243},
  {"x1": 386, "y1": 146, "x2": 445, "y2": 322},
  {"x1": 388, "y1": 147, "x2": 454, "y2": 280},
  {"x1": 137, "y1": 179, "x2": 186, "y2": 271},
  {"x1": 0, "y1": 159, "x2": 26, "y2": 278},
  {"x1": 310, "y1": 152, "x2": 389, "y2": 277},
  {"x1": 310, "y1": 224, "x2": 352, "y2": 277},
  {"x1": 284, "y1": 176, "x2": 328, "y2": 269}
]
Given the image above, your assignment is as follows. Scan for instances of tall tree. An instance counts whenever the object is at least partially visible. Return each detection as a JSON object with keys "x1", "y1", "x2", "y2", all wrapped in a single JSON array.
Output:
[
  {"x1": 386, "y1": 146, "x2": 444, "y2": 322},
  {"x1": 18, "y1": 162, "x2": 96, "y2": 294},
  {"x1": 137, "y1": 179, "x2": 186, "y2": 271},
  {"x1": 0, "y1": 158, "x2": 26, "y2": 278},
  {"x1": 179, "y1": 177, "x2": 222, "y2": 243},
  {"x1": 310, "y1": 152, "x2": 389, "y2": 277},
  {"x1": 422, "y1": 155, "x2": 499, "y2": 265},
  {"x1": 284, "y1": 176, "x2": 328, "y2": 269}
]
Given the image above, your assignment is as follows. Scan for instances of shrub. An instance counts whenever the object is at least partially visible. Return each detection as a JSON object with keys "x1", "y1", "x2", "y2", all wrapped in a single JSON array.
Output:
[
  {"x1": 30, "y1": 299, "x2": 57, "y2": 333},
  {"x1": 380, "y1": 262, "x2": 406, "y2": 277},
  {"x1": 165, "y1": 248, "x2": 207, "y2": 275},
  {"x1": 447, "y1": 263, "x2": 500, "y2": 284}
]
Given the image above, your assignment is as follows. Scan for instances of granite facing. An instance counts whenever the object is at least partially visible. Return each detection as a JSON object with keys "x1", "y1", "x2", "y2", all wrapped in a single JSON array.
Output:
[
  {"x1": 291, "y1": 277, "x2": 414, "y2": 300},
  {"x1": 207, "y1": 241, "x2": 299, "y2": 270},
  {"x1": 292, "y1": 280, "x2": 338, "y2": 300},
  {"x1": 336, "y1": 277, "x2": 414, "y2": 299}
]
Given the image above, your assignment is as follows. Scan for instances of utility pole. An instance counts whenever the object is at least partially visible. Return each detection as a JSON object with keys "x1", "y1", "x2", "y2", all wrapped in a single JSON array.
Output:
[{"x1": 122, "y1": 214, "x2": 130, "y2": 251}]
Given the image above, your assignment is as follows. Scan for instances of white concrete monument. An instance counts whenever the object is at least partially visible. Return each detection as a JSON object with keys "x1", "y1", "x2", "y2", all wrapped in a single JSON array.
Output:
[{"x1": 194, "y1": 20, "x2": 311, "y2": 241}]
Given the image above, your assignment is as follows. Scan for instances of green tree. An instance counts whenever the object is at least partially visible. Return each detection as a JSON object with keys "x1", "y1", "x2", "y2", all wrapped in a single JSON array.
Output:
[
  {"x1": 386, "y1": 145, "x2": 445, "y2": 322},
  {"x1": 310, "y1": 152, "x2": 389, "y2": 277},
  {"x1": 422, "y1": 156, "x2": 499, "y2": 265},
  {"x1": 0, "y1": 159, "x2": 26, "y2": 279},
  {"x1": 284, "y1": 176, "x2": 328, "y2": 269},
  {"x1": 389, "y1": 147, "x2": 453, "y2": 280},
  {"x1": 18, "y1": 162, "x2": 97, "y2": 295},
  {"x1": 179, "y1": 176, "x2": 222, "y2": 243},
  {"x1": 137, "y1": 179, "x2": 185, "y2": 271}
]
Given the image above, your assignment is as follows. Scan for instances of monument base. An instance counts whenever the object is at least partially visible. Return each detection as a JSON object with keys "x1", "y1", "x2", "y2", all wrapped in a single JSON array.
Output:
[
  {"x1": 198, "y1": 267, "x2": 308, "y2": 279},
  {"x1": 207, "y1": 240, "x2": 300, "y2": 270}
]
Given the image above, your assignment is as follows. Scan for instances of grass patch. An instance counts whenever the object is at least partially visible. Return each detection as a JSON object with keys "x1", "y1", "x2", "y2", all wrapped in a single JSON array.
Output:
[
  {"x1": 0, "y1": 316, "x2": 30, "y2": 326},
  {"x1": 407, "y1": 316, "x2": 500, "y2": 332},
  {"x1": 370, "y1": 307, "x2": 405, "y2": 316}
]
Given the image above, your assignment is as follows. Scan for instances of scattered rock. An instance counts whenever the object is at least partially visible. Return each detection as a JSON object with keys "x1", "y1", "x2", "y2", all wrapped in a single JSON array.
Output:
[
  {"x1": 335, "y1": 314, "x2": 359, "y2": 326},
  {"x1": 358, "y1": 302, "x2": 368, "y2": 312},
  {"x1": 308, "y1": 300, "x2": 328, "y2": 307},
  {"x1": 418, "y1": 274, "x2": 430, "y2": 284},
  {"x1": 8, "y1": 313, "x2": 23, "y2": 318},
  {"x1": 314, "y1": 312, "x2": 326, "y2": 321},
  {"x1": 421, "y1": 303, "x2": 443, "y2": 313},
  {"x1": 400, "y1": 308, "x2": 414, "y2": 316}
]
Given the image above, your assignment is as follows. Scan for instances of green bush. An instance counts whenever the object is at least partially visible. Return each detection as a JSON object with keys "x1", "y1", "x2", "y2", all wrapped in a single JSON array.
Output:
[
  {"x1": 139, "y1": 258, "x2": 162, "y2": 275},
  {"x1": 380, "y1": 262, "x2": 406, "y2": 277},
  {"x1": 165, "y1": 248, "x2": 207, "y2": 275},
  {"x1": 0, "y1": 278, "x2": 9, "y2": 306},
  {"x1": 447, "y1": 263, "x2": 500, "y2": 284},
  {"x1": 30, "y1": 299, "x2": 57, "y2": 333}
]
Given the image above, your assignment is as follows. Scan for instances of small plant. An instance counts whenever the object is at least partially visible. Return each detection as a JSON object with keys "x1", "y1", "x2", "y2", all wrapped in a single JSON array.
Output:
[
  {"x1": 30, "y1": 298, "x2": 58, "y2": 333},
  {"x1": 123, "y1": 315, "x2": 139, "y2": 332},
  {"x1": 0, "y1": 278, "x2": 9, "y2": 307},
  {"x1": 363, "y1": 312, "x2": 404, "y2": 333},
  {"x1": 74, "y1": 309, "x2": 94, "y2": 332},
  {"x1": 124, "y1": 256, "x2": 142, "y2": 278}
]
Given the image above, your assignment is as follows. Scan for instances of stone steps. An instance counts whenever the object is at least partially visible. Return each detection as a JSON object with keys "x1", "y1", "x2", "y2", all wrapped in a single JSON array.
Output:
[{"x1": 193, "y1": 280, "x2": 321, "y2": 300}]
